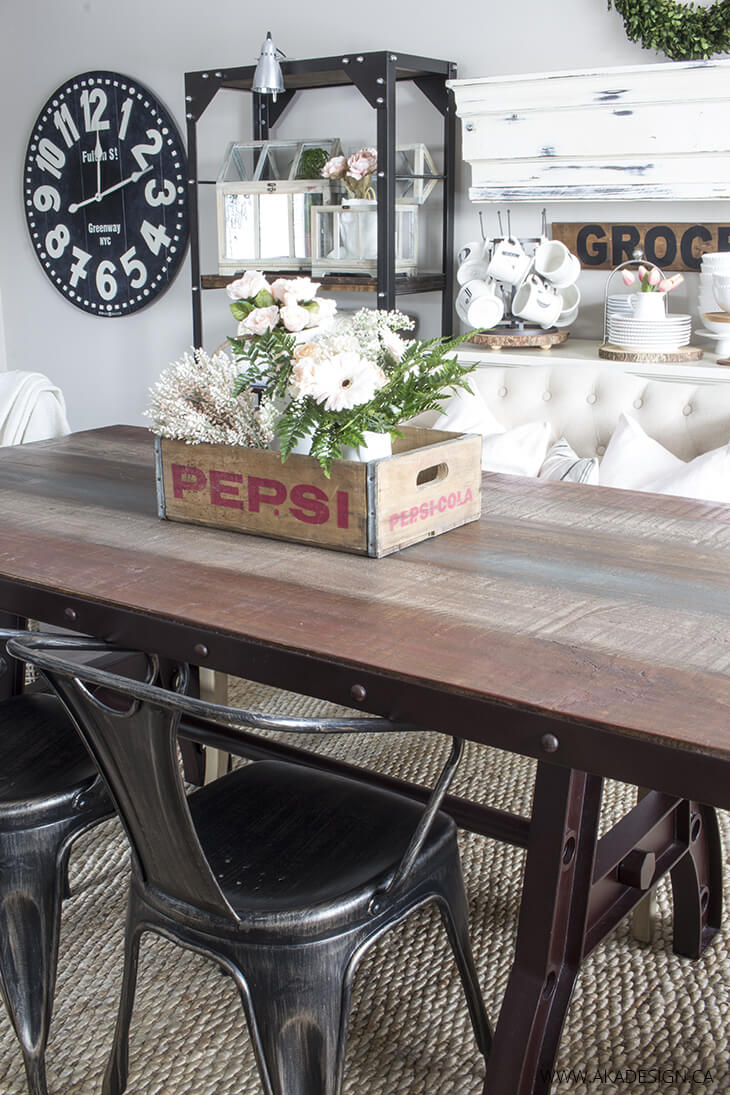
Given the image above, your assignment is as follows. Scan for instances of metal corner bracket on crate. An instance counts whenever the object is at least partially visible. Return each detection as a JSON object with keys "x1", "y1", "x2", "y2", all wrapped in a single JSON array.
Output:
[{"x1": 154, "y1": 428, "x2": 482, "y2": 558}]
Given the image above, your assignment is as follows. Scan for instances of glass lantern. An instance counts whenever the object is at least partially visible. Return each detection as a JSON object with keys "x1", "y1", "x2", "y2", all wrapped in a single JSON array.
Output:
[
  {"x1": 394, "y1": 143, "x2": 439, "y2": 205},
  {"x1": 310, "y1": 202, "x2": 419, "y2": 276},
  {"x1": 216, "y1": 139, "x2": 342, "y2": 273}
]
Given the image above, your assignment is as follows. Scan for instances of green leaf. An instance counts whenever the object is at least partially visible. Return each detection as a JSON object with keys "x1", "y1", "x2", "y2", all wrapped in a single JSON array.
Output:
[{"x1": 230, "y1": 300, "x2": 255, "y2": 320}]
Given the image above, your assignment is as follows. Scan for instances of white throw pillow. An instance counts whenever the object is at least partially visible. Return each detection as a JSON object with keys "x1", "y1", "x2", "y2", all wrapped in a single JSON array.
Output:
[
  {"x1": 539, "y1": 438, "x2": 599, "y2": 484},
  {"x1": 439, "y1": 387, "x2": 551, "y2": 476},
  {"x1": 600, "y1": 413, "x2": 730, "y2": 503},
  {"x1": 600, "y1": 413, "x2": 682, "y2": 490}
]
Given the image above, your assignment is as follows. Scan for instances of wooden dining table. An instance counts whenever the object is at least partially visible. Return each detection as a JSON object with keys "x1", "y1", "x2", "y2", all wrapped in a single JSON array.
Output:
[{"x1": 1, "y1": 424, "x2": 729, "y2": 1095}]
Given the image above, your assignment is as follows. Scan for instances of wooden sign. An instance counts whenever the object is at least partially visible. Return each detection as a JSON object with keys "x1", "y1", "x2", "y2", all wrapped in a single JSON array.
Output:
[{"x1": 552, "y1": 223, "x2": 730, "y2": 272}]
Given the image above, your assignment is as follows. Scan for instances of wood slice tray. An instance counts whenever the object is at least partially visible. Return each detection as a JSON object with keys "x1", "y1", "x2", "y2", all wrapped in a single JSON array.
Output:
[
  {"x1": 467, "y1": 328, "x2": 569, "y2": 350},
  {"x1": 599, "y1": 344, "x2": 704, "y2": 363}
]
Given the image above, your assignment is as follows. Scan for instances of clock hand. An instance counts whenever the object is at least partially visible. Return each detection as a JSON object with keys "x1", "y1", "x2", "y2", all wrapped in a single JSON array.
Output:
[
  {"x1": 69, "y1": 166, "x2": 152, "y2": 213},
  {"x1": 94, "y1": 132, "x2": 102, "y2": 198}
]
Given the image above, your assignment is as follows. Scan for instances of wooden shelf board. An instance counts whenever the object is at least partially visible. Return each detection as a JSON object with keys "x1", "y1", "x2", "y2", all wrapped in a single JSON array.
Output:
[{"x1": 200, "y1": 273, "x2": 446, "y2": 294}]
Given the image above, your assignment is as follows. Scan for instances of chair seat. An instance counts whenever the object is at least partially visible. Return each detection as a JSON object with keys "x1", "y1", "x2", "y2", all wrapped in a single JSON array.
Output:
[
  {"x1": 0, "y1": 693, "x2": 98, "y2": 807},
  {"x1": 189, "y1": 760, "x2": 455, "y2": 920}
]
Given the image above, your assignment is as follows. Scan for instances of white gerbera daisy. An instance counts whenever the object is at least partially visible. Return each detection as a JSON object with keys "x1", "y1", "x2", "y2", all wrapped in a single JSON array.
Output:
[{"x1": 313, "y1": 352, "x2": 386, "y2": 412}]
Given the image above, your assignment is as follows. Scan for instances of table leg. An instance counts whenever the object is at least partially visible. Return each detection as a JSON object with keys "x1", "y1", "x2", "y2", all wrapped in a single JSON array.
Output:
[
  {"x1": 0, "y1": 612, "x2": 26, "y2": 700},
  {"x1": 482, "y1": 763, "x2": 603, "y2": 1095},
  {"x1": 670, "y1": 801, "x2": 722, "y2": 958}
]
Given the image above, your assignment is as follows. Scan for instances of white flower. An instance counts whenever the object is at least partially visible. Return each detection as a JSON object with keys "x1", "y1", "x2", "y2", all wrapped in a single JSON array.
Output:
[
  {"x1": 270, "y1": 276, "x2": 320, "y2": 304},
  {"x1": 311, "y1": 297, "x2": 337, "y2": 324},
  {"x1": 238, "y1": 305, "x2": 280, "y2": 336},
  {"x1": 347, "y1": 148, "x2": 377, "y2": 181},
  {"x1": 380, "y1": 326, "x2": 409, "y2": 362},
  {"x1": 313, "y1": 352, "x2": 386, "y2": 412},
  {"x1": 226, "y1": 270, "x2": 270, "y2": 301},
  {"x1": 279, "y1": 302, "x2": 311, "y2": 332},
  {"x1": 289, "y1": 358, "x2": 323, "y2": 399}
]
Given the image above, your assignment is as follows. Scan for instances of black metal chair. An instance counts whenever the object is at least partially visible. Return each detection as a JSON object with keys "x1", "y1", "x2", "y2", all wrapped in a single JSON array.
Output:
[
  {"x1": 0, "y1": 630, "x2": 112, "y2": 1095},
  {"x1": 10, "y1": 633, "x2": 492, "y2": 1095}
]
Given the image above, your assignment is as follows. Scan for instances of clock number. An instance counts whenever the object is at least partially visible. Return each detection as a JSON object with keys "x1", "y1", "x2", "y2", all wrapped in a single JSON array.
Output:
[
  {"x1": 53, "y1": 103, "x2": 80, "y2": 148},
  {"x1": 35, "y1": 138, "x2": 65, "y2": 180},
  {"x1": 144, "y1": 178, "x2": 176, "y2": 207},
  {"x1": 96, "y1": 260, "x2": 118, "y2": 301},
  {"x1": 140, "y1": 219, "x2": 172, "y2": 256},
  {"x1": 45, "y1": 224, "x2": 71, "y2": 259},
  {"x1": 120, "y1": 246, "x2": 147, "y2": 289},
  {"x1": 69, "y1": 246, "x2": 92, "y2": 288},
  {"x1": 131, "y1": 130, "x2": 163, "y2": 173},
  {"x1": 118, "y1": 98, "x2": 133, "y2": 141},
  {"x1": 32, "y1": 185, "x2": 61, "y2": 213},
  {"x1": 80, "y1": 87, "x2": 110, "y2": 132}
]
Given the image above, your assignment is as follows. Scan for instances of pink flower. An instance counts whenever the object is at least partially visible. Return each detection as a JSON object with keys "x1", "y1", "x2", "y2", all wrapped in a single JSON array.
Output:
[
  {"x1": 270, "y1": 276, "x2": 319, "y2": 304},
  {"x1": 647, "y1": 266, "x2": 662, "y2": 287},
  {"x1": 621, "y1": 270, "x2": 636, "y2": 286},
  {"x1": 658, "y1": 273, "x2": 684, "y2": 293},
  {"x1": 226, "y1": 270, "x2": 270, "y2": 301},
  {"x1": 279, "y1": 303, "x2": 311, "y2": 333},
  {"x1": 637, "y1": 265, "x2": 648, "y2": 282},
  {"x1": 380, "y1": 326, "x2": 409, "y2": 362},
  {"x1": 238, "y1": 305, "x2": 279, "y2": 335},
  {"x1": 311, "y1": 297, "x2": 337, "y2": 324},
  {"x1": 322, "y1": 155, "x2": 347, "y2": 179},
  {"x1": 346, "y1": 148, "x2": 377, "y2": 181}
]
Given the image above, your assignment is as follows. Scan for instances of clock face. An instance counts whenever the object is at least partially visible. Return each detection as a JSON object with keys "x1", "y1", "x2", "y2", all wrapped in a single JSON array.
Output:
[{"x1": 23, "y1": 71, "x2": 189, "y2": 316}]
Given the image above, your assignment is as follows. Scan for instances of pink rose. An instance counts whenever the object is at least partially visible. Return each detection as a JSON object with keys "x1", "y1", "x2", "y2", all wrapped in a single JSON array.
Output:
[
  {"x1": 322, "y1": 155, "x2": 347, "y2": 179},
  {"x1": 226, "y1": 270, "x2": 270, "y2": 301},
  {"x1": 238, "y1": 305, "x2": 279, "y2": 335},
  {"x1": 270, "y1": 276, "x2": 319, "y2": 304},
  {"x1": 279, "y1": 303, "x2": 311, "y2": 332},
  {"x1": 346, "y1": 147, "x2": 377, "y2": 181}
]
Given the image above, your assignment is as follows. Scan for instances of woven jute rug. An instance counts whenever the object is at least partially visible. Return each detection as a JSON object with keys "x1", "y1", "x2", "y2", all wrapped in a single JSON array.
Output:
[{"x1": 1, "y1": 678, "x2": 728, "y2": 1095}]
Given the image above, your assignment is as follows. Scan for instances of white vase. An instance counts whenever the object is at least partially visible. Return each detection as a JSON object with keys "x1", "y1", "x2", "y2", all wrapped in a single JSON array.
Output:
[
  {"x1": 630, "y1": 292, "x2": 666, "y2": 321},
  {"x1": 339, "y1": 198, "x2": 378, "y2": 260},
  {"x1": 340, "y1": 430, "x2": 392, "y2": 463}
]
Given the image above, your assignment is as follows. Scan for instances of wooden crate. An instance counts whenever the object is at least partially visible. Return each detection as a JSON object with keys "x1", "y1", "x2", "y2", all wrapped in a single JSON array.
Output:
[{"x1": 154, "y1": 426, "x2": 482, "y2": 557}]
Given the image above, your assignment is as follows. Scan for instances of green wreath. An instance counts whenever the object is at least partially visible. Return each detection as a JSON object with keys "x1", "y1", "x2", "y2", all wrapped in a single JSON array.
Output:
[{"x1": 608, "y1": 0, "x2": 730, "y2": 60}]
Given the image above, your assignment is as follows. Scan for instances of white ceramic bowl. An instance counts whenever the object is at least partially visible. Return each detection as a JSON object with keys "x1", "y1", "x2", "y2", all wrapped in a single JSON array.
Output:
[{"x1": 712, "y1": 275, "x2": 730, "y2": 312}]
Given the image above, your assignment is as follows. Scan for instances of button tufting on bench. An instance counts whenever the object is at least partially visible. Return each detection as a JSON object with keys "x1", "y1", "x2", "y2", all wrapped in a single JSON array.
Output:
[{"x1": 586, "y1": 394, "x2": 597, "y2": 405}]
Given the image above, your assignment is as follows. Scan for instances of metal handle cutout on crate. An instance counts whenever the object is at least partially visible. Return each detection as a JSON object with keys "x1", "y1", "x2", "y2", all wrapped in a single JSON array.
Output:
[{"x1": 416, "y1": 462, "x2": 448, "y2": 487}]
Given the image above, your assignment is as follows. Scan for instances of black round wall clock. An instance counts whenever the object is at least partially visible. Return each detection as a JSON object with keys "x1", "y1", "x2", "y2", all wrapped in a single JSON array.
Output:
[{"x1": 23, "y1": 70, "x2": 189, "y2": 316}]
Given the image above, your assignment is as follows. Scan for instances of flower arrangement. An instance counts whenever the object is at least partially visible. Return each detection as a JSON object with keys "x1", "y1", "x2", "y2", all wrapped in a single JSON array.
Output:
[
  {"x1": 144, "y1": 347, "x2": 277, "y2": 448},
  {"x1": 321, "y1": 147, "x2": 377, "y2": 200},
  {"x1": 229, "y1": 306, "x2": 478, "y2": 475},
  {"x1": 621, "y1": 264, "x2": 684, "y2": 294},
  {"x1": 226, "y1": 271, "x2": 337, "y2": 337}
]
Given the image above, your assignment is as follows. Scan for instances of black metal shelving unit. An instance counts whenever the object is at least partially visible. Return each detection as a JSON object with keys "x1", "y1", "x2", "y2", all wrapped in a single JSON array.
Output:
[{"x1": 183, "y1": 51, "x2": 457, "y2": 347}]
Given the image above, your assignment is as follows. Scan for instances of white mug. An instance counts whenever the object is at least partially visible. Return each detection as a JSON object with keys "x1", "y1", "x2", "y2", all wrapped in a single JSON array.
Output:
[
  {"x1": 534, "y1": 240, "x2": 581, "y2": 289},
  {"x1": 455, "y1": 279, "x2": 491, "y2": 324},
  {"x1": 457, "y1": 240, "x2": 488, "y2": 266},
  {"x1": 487, "y1": 237, "x2": 532, "y2": 286},
  {"x1": 466, "y1": 279, "x2": 504, "y2": 330},
  {"x1": 555, "y1": 283, "x2": 581, "y2": 328},
  {"x1": 512, "y1": 274, "x2": 562, "y2": 329}
]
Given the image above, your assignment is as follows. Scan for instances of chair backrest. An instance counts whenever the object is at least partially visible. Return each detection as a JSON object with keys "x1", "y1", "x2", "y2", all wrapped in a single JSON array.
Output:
[
  {"x1": 8, "y1": 634, "x2": 463, "y2": 920},
  {"x1": 9, "y1": 636, "x2": 238, "y2": 921}
]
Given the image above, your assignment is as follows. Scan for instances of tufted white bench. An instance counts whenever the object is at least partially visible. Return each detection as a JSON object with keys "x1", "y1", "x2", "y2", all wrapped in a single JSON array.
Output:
[{"x1": 467, "y1": 362, "x2": 730, "y2": 464}]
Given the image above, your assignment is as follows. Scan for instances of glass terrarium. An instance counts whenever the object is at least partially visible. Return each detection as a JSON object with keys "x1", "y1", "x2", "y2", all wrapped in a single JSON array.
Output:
[
  {"x1": 394, "y1": 144, "x2": 439, "y2": 205},
  {"x1": 310, "y1": 202, "x2": 418, "y2": 276},
  {"x1": 216, "y1": 139, "x2": 342, "y2": 273}
]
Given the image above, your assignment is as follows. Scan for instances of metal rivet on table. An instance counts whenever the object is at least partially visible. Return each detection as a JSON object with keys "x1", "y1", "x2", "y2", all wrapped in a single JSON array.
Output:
[
  {"x1": 541, "y1": 733, "x2": 559, "y2": 753},
  {"x1": 194, "y1": 643, "x2": 209, "y2": 659},
  {"x1": 64, "y1": 607, "x2": 77, "y2": 622},
  {"x1": 350, "y1": 684, "x2": 367, "y2": 702}
]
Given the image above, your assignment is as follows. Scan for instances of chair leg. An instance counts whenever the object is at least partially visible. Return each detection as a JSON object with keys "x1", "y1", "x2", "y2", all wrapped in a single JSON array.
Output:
[
  {"x1": 233, "y1": 937, "x2": 358, "y2": 1095},
  {"x1": 102, "y1": 898, "x2": 144, "y2": 1095},
  {"x1": 0, "y1": 823, "x2": 70, "y2": 1095},
  {"x1": 436, "y1": 864, "x2": 492, "y2": 1061}
]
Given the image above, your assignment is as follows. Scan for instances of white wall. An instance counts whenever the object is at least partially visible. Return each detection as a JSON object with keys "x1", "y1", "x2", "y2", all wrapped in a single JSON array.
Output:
[{"x1": 0, "y1": 0, "x2": 726, "y2": 430}]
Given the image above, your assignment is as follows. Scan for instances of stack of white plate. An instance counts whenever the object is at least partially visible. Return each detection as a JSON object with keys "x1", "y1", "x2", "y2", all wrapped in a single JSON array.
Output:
[
  {"x1": 606, "y1": 294, "x2": 633, "y2": 320},
  {"x1": 698, "y1": 252, "x2": 730, "y2": 336},
  {"x1": 607, "y1": 314, "x2": 692, "y2": 350}
]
